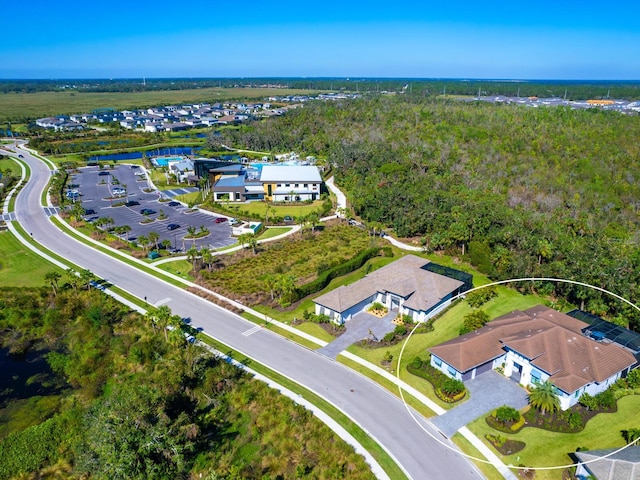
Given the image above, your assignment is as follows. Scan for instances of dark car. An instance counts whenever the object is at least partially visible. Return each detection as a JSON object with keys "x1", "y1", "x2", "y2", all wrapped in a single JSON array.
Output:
[
  {"x1": 130, "y1": 165, "x2": 140, "y2": 169},
  {"x1": 18, "y1": 154, "x2": 24, "y2": 158},
  {"x1": 98, "y1": 171, "x2": 110, "y2": 176},
  {"x1": 140, "y1": 208, "x2": 156, "y2": 215},
  {"x1": 84, "y1": 208, "x2": 96, "y2": 215},
  {"x1": 167, "y1": 223, "x2": 180, "y2": 231},
  {"x1": 125, "y1": 200, "x2": 140, "y2": 207},
  {"x1": 168, "y1": 201, "x2": 181, "y2": 207},
  {"x1": 214, "y1": 217, "x2": 227, "y2": 223}
]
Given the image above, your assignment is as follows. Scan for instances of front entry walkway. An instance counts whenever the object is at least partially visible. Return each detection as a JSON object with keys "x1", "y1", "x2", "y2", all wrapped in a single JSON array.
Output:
[
  {"x1": 431, "y1": 370, "x2": 529, "y2": 437},
  {"x1": 317, "y1": 310, "x2": 397, "y2": 359}
]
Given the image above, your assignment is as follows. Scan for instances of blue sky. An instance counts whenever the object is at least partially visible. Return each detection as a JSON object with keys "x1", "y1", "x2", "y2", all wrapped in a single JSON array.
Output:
[{"x1": 3, "y1": 0, "x2": 639, "y2": 79}]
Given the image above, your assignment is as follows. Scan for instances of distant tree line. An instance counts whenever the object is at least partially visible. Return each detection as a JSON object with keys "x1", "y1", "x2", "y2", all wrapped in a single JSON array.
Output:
[{"x1": 2, "y1": 78, "x2": 640, "y2": 100}]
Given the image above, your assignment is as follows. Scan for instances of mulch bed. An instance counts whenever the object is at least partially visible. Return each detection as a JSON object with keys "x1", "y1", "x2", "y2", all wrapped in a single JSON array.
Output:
[{"x1": 523, "y1": 403, "x2": 616, "y2": 433}]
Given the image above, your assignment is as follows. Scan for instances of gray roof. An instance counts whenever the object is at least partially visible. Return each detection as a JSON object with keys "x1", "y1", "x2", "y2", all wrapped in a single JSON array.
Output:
[
  {"x1": 215, "y1": 176, "x2": 246, "y2": 188},
  {"x1": 260, "y1": 165, "x2": 322, "y2": 183},
  {"x1": 314, "y1": 255, "x2": 464, "y2": 313},
  {"x1": 575, "y1": 446, "x2": 640, "y2": 480}
]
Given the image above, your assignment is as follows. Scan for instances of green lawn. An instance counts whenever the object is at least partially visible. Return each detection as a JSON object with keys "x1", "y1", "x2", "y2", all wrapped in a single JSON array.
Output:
[
  {"x1": 156, "y1": 259, "x2": 194, "y2": 279},
  {"x1": 466, "y1": 395, "x2": 640, "y2": 480},
  {"x1": 0, "y1": 232, "x2": 64, "y2": 287},
  {"x1": 0, "y1": 157, "x2": 21, "y2": 176},
  {"x1": 257, "y1": 226, "x2": 293, "y2": 239},
  {"x1": 451, "y1": 433, "x2": 504, "y2": 480},
  {"x1": 222, "y1": 200, "x2": 325, "y2": 219}
]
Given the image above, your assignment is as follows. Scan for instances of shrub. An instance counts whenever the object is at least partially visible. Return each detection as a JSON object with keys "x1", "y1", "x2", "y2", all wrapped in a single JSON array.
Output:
[
  {"x1": 459, "y1": 310, "x2": 490, "y2": 335},
  {"x1": 441, "y1": 378, "x2": 465, "y2": 396},
  {"x1": 568, "y1": 412, "x2": 583, "y2": 430},
  {"x1": 382, "y1": 351, "x2": 393, "y2": 364},
  {"x1": 627, "y1": 369, "x2": 640, "y2": 388},
  {"x1": 468, "y1": 241, "x2": 493, "y2": 273},
  {"x1": 594, "y1": 388, "x2": 616, "y2": 409},
  {"x1": 382, "y1": 331, "x2": 396, "y2": 343},
  {"x1": 394, "y1": 325, "x2": 407, "y2": 336},
  {"x1": 293, "y1": 247, "x2": 387, "y2": 301},
  {"x1": 411, "y1": 357, "x2": 423, "y2": 368},
  {"x1": 510, "y1": 415, "x2": 526, "y2": 432},
  {"x1": 495, "y1": 405, "x2": 520, "y2": 424},
  {"x1": 579, "y1": 392, "x2": 598, "y2": 411},
  {"x1": 465, "y1": 286, "x2": 497, "y2": 308}
]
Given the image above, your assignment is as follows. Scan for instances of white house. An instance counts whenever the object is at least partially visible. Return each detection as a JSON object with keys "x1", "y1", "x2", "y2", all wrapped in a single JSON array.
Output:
[
  {"x1": 429, "y1": 305, "x2": 637, "y2": 410},
  {"x1": 313, "y1": 255, "x2": 466, "y2": 325},
  {"x1": 260, "y1": 165, "x2": 322, "y2": 202}
]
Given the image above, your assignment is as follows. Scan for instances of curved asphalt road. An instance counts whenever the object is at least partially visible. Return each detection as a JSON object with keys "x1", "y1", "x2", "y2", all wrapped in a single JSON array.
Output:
[{"x1": 9, "y1": 142, "x2": 483, "y2": 480}]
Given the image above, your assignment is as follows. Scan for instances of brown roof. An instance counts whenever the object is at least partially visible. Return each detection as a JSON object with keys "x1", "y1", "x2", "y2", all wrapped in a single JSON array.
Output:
[
  {"x1": 313, "y1": 255, "x2": 464, "y2": 314},
  {"x1": 429, "y1": 305, "x2": 636, "y2": 393}
]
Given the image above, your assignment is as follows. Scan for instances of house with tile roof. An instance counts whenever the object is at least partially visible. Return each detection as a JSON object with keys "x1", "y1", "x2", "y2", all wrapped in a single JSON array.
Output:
[
  {"x1": 313, "y1": 255, "x2": 466, "y2": 325},
  {"x1": 429, "y1": 305, "x2": 637, "y2": 410},
  {"x1": 574, "y1": 446, "x2": 640, "y2": 480}
]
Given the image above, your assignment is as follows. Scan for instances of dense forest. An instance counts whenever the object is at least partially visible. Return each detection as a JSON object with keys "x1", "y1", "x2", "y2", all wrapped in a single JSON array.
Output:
[
  {"x1": 209, "y1": 96, "x2": 640, "y2": 329},
  {"x1": 0, "y1": 287, "x2": 373, "y2": 479}
]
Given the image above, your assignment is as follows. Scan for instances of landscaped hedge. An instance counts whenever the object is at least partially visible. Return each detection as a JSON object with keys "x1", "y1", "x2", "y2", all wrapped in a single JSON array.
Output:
[
  {"x1": 292, "y1": 246, "x2": 392, "y2": 302},
  {"x1": 407, "y1": 357, "x2": 467, "y2": 404}
]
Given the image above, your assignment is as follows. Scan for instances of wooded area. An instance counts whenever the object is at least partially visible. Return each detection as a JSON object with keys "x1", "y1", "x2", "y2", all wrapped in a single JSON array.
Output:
[
  {"x1": 0, "y1": 287, "x2": 373, "y2": 479},
  {"x1": 210, "y1": 96, "x2": 640, "y2": 330}
]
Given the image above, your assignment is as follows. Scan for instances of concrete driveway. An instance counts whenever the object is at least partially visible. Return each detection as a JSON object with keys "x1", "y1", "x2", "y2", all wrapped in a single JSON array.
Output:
[
  {"x1": 317, "y1": 310, "x2": 397, "y2": 359},
  {"x1": 431, "y1": 370, "x2": 529, "y2": 437}
]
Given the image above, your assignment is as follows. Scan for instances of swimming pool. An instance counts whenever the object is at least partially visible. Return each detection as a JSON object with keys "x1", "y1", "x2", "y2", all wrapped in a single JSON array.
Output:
[{"x1": 153, "y1": 156, "x2": 184, "y2": 167}]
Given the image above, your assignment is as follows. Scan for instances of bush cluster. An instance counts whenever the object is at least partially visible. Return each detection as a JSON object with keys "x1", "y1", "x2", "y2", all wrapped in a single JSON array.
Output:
[
  {"x1": 293, "y1": 246, "x2": 391, "y2": 301},
  {"x1": 579, "y1": 388, "x2": 616, "y2": 411},
  {"x1": 465, "y1": 286, "x2": 497, "y2": 308},
  {"x1": 407, "y1": 358, "x2": 466, "y2": 404},
  {"x1": 302, "y1": 309, "x2": 331, "y2": 324},
  {"x1": 382, "y1": 324, "x2": 408, "y2": 343}
]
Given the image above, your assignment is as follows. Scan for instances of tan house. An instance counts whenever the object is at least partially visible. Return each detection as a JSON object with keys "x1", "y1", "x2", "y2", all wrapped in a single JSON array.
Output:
[
  {"x1": 429, "y1": 305, "x2": 637, "y2": 410},
  {"x1": 313, "y1": 255, "x2": 467, "y2": 324}
]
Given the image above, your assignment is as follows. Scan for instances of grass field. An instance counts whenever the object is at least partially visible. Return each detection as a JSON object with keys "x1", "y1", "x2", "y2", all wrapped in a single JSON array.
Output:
[
  {"x1": 218, "y1": 200, "x2": 326, "y2": 219},
  {"x1": 466, "y1": 395, "x2": 640, "y2": 479},
  {"x1": 0, "y1": 232, "x2": 64, "y2": 287},
  {"x1": 0, "y1": 88, "x2": 320, "y2": 122},
  {"x1": 0, "y1": 157, "x2": 20, "y2": 176}
]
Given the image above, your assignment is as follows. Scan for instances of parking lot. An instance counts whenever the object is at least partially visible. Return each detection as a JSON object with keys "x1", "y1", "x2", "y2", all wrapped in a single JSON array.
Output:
[{"x1": 71, "y1": 165, "x2": 235, "y2": 251}]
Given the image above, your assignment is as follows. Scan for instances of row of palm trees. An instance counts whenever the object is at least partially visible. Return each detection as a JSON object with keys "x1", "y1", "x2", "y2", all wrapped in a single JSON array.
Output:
[{"x1": 44, "y1": 268, "x2": 96, "y2": 296}]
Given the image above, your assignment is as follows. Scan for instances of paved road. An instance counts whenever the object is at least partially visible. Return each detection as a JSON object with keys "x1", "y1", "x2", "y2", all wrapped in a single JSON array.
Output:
[{"x1": 8, "y1": 141, "x2": 484, "y2": 480}]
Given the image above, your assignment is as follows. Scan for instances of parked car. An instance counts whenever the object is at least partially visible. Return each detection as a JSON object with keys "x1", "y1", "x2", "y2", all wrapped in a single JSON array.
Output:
[
  {"x1": 125, "y1": 200, "x2": 140, "y2": 207},
  {"x1": 98, "y1": 171, "x2": 110, "y2": 176},
  {"x1": 167, "y1": 223, "x2": 180, "y2": 231},
  {"x1": 140, "y1": 208, "x2": 156, "y2": 215},
  {"x1": 168, "y1": 201, "x2": 181, "y2": 207},
  {"x1": 84, "y1": 208, "x2": 96, "y2": 215},
  {"x1": 130, "y1": 165, "x2": 139, "y2": 169},
  {"x1": 18, "y1": 154, "x2": 24, "y2": 158},
  {"x1": 214, "y1": 217, "x2": 227, "y2": 223}
]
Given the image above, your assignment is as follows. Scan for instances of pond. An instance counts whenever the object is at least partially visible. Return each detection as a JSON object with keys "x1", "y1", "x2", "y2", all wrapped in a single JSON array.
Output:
[
  {"x1": 0, "y1": 347, "x2": 65, "y2": 408},
  {"x1": 88, "y1": 146, "x2": 202, "y2": 162}
]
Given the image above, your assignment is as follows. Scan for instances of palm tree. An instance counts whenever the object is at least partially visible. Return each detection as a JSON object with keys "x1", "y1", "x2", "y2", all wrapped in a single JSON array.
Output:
[
  {"x1": 153, "y1": 305, "x2": 173, "y2": 342},
  {"x1": 528, "y1": 380, "x2": 560, "y2": 416},
  {"x1": 148, "y1": 231, "x2": 160, "y2": 250},
  {"x1": 263, "y1": 273, "x2": 278, "y2": 300},
  {"x1": 247, "y1": 234, "x2": 258, "y2": 254},
  {"x1": 237, "y1": 233, "x2": 250, "y2": 249},
  {"x1": 65, "y1": 268, "x2": 79, "y2": 293},
  {"x1": 161, "y1": 239, "x2": 172, "y2": 251},
  {"x1": 308, "y1": 211, "x2": 320, "y2": 233},
  {"x1": 186, "y1": 245, "x2": 199, "y2": 270},
  {"x1": 137, "y1": 235, "x2": 149, "y2": 252},
  {"x1": 622, "y1": 428, "x2": 640, "y2": 444},
  {"x1": 120, "y1": 224, "x2": 132, "y2": 241},
  {"x1": 79, "y1": 269, "x2": 94, "y2": 290},
  {"x1": 44, "y1": 271, "x2": 61, "y2": 296}
]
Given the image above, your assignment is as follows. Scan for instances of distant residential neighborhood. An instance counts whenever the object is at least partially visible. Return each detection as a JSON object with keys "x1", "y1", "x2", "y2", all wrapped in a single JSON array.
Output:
[{"x1": 33, "y1": 92, "x2": 361, "y2": 133}]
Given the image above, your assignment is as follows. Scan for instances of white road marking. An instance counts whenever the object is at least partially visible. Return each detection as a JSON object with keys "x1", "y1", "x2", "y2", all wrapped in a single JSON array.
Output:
[
  {"x1": 242, "y1": 325, "x2": 262, "y2": 337},
  {"x1": 154, "y1": 297, "x2": 172, "y2": 307}
]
